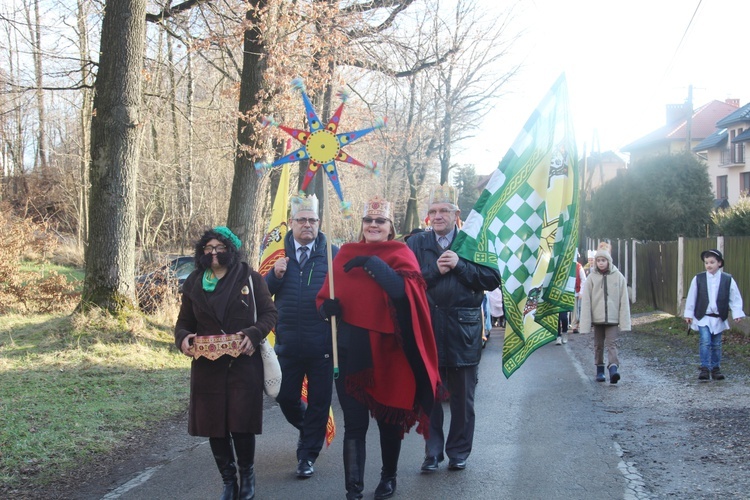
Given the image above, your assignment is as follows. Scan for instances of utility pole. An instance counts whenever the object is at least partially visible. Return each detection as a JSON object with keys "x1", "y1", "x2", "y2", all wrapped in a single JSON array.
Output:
[
  {"x1": 578, "y1": 142, "x2": 587, "y2": 257},
  {"x1": 685, "y1": 83, "x2": 710, "y2": 156}
]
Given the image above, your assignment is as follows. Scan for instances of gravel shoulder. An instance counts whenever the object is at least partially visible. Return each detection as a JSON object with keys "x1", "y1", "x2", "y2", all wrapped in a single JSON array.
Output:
[{"x1": 564, "y1": 312, "x2": 750, "y2": 499}]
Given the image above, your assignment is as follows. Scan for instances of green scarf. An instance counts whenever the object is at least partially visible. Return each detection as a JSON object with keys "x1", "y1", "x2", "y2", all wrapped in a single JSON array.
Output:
[{"x1": 202, "y1": 269, "x2": 220, "y2": 292}]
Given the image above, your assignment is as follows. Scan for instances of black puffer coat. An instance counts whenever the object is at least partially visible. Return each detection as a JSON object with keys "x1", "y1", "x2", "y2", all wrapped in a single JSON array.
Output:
[
  {"x1": 265, "y1": 231, "x2": 338, "y2": 358},
  {"x1": 407, "y1": 229, "x2": 501, "y2": 367}
]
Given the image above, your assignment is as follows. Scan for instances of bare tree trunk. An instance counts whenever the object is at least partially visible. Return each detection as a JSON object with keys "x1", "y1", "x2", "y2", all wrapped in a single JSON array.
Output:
[
  {"x1": 226, "y1": 0, "x2": 268, "y2": 265},
  {"x1": 24, "y1": 0, "x2": 48, "y2": 174},
  {"x1": 179, "y1": 45, "x2": 195, "y2": 254},
  {"x1": 2, "y1": 9, "x2": 27, "y2": 198},
  {"x1": 80, "y1": 0, "x2": 147, "y2": 313},
  {"x1": 438, "y1": 62, "x2": 453, "y2": 185},
  {"x1": 76, "y1": 0, "x2": 92, "y2": 246}
]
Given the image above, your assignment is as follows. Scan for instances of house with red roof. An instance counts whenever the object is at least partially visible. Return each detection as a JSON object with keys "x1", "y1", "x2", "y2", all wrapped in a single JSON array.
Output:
[
  {"x1": 622, "y1": 99, "x2": 745, "y2": 205},
  {"x1": 622, "y1": 99, "x2": 740, "y2": 165}
]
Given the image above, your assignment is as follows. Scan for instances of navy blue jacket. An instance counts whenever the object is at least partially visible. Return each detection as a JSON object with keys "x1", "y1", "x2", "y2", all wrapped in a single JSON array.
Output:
[
  {"x1": 265, "y1": 231, "x2": 338, "y2": 358},
  {"x1": 407, "y1": 229, "x2": 501, "y2": 367}
]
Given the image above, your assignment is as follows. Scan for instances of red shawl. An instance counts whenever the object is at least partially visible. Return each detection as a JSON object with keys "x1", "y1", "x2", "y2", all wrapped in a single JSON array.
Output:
[{"x1": 317, "y1": 240, "x2": 440, "y2": 436}]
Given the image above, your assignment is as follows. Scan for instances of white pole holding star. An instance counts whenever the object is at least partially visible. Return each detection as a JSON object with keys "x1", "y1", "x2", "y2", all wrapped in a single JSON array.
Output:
[{"x1": 322, "y1": 179, "x2": 340, "y2": 378}]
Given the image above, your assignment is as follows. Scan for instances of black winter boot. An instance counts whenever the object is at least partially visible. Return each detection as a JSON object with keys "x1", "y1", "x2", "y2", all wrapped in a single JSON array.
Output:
[
  {"x1": 233, "y1": 433, "x2": 256, "y2": 500},
  {"x1": 609, "y1": 364, "x2": 620, "y2": 384},
  {"x1": 210, "y1": 437, "x2": 238, "y2": 500},
  {"x1": 595, "y1": 365, "x2": 605, "y2": 382},
  {"x1": 374, "y1": 423, "x2": 401, "y2": 500},
  {"x1": 374, "y1": 474, "x2": 397, "y2": 500},
  {"x1": 343, "y1": 439, "x2": 366, "y2": 500}
]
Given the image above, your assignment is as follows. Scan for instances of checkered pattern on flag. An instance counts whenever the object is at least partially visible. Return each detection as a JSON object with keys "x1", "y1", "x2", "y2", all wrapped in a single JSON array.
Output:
[{"x1": 452, "y1": 74, "x2": 579, "y2": 378}]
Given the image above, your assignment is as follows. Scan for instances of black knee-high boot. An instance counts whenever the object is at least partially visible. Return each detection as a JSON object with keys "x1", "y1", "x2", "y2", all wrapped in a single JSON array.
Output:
[
  {"x1": 343, "y1": 438, "x2": 366, "y2": 500},
  {"x1": 210, "y1": 437, "x2": 238, "y2": 500},
  {"x1": 374, "y1": 423, "x2": 401, "y2": 500},
  {"x1": 232, "y1": 433, "x2": 256, "y2": 500}
]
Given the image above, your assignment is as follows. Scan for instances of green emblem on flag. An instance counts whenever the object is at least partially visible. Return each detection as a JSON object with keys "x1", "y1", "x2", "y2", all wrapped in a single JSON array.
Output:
[{"x1": 453, "y1": 74, "x2": 579, "y2": 378}]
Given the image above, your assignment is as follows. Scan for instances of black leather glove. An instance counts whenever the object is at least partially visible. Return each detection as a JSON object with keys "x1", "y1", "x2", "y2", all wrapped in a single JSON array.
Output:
[
  {"x1": 343, "y1": 256, "x2": 370, "y2": 273},
  {"x1": 321, "y1": 298, "x2": 342, "y2": 319}
]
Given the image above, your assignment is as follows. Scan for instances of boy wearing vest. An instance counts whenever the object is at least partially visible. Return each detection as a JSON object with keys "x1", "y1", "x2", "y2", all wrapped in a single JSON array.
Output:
[{"x1": 684, "y1": 249, "x2": 745, "y2": 381}]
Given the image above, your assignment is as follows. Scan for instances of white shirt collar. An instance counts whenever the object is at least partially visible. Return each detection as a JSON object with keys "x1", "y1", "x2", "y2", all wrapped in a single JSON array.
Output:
[
  {"x1": 294, "y1": 240, "x2": 314, "y2": 254},
  {"x1": 435, "y1": 227, "x2": 456, "y2": 244}
]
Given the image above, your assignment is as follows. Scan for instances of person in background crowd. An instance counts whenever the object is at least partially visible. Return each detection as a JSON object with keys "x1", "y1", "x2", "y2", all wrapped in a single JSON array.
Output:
[
  {"x1": 487, "y1": 286, "x2": 505, "y2": 328},
  {"x1": 318, "y1": 195, "x2": 441, "y2": 500},
  {"x1": 175, "y1": 226, "x2": 278, "y2": 500},
  {"x1": 569, "y1": 252, "x2": 586, "y2": 333},
  {"x1": 583, "y1": 249, "x2": 596, "y2": 276},
  {"x1": 683, "y1": 249, "x2": 745, "y2": 381},
  {"x1": 406, "y1": 184, "x2": 501, "y2": 473},
  {"x1": 555, "y1": 311, "x2": 569, "y2": 345},
  {"x1": 265, "y1": 194, "x2": 337, "y2": 479},
  {"x1": 579, "y1": 242, "x2": 630, "y2": 384}
]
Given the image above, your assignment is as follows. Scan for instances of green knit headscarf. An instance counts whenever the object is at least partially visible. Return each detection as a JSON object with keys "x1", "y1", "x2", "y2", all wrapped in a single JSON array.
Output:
[{"x1": 213, "y1": 226, "x2": 242, "y2": 250}]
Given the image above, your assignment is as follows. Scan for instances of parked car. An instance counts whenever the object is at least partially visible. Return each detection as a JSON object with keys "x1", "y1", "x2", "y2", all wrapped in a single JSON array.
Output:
[{"x1": 136, "y1": 256, "x2": 195, "y2": 312}]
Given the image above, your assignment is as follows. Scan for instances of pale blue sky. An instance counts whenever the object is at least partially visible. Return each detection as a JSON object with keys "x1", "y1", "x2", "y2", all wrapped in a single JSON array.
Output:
[{"x1": 456, "y1": 0, "x2": 750, "y2": 175}]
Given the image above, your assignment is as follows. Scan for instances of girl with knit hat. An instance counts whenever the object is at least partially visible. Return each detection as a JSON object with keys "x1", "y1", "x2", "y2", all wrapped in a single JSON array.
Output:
[{"x1": 579, "y1": 242, "x2": 631, "y2": 383}]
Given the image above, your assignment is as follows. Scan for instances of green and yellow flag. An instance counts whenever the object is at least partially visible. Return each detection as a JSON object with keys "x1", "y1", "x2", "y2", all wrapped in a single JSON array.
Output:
[{"x1": 452, "y1": 74, "x2": 579, "y2": 378}]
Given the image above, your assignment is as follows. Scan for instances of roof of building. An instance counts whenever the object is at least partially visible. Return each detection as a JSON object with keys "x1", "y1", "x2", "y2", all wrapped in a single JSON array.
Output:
[
  {"x1": 693, "y1": 128, "x2": 728, "y2": 151},
  {"x1": 733, "y1": 128, "x2": 750, "y2": 143},
  {"x1": 716, "y1": 102, "x2": 750, "y2": 127},
  {"x1": 622, "y1": 100, "x2": 739, "y2": 152},
  {"x1": 581, "y1": 150, "x2": 628, "y2": 165}
]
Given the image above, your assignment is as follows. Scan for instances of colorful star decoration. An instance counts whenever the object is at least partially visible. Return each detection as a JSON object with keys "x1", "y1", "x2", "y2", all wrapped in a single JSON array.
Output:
[{"x1": 254, "y1": 78, "x2": 385, "y2": 218}]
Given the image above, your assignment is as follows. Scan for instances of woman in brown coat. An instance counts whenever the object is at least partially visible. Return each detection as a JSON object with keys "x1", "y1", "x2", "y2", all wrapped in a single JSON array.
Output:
[{"x1": 175, "y1": 226, "x2": 277, "y2": 500}]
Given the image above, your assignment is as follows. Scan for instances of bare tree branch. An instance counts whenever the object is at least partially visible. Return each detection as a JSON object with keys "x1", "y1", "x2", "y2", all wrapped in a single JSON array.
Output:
[{"x1": 146, "y1": 0, "x2": 213, "y2": 24}]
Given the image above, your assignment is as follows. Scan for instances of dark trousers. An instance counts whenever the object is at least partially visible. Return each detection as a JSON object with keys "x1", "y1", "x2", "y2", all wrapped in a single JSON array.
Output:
[
  {"x1": 558, "y1": 312, "x2": 569, "y2": 334},
  {"x1": 425, "y1": 365, "x2": 478, "y2": 461},
  {"x1": 276, "y1": 354, "x2": 333, "y2": 462},
  {"x1": 335, "y1": 330, "x2": 402, "y2": 474}
]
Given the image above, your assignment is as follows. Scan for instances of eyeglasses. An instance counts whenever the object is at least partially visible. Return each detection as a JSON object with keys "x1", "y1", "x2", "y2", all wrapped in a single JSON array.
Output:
[
  {"x1": 362, "y1": 217, "x2": 389, "y2": 225},
  {"x1": 293, "y1": 217, "x2": 319, "y2": 225},
  {"x1": 427, "y1": 208, "x2": 455, "y2": 217},
  {"x1": 203, "y1": 244, "x2": 227, "y2": 253}
]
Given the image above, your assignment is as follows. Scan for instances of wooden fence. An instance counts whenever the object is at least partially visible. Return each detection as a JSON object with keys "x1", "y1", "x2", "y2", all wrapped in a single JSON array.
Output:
[{"x1": 584, "y1": 236, "x2": 750, "y2": 317}]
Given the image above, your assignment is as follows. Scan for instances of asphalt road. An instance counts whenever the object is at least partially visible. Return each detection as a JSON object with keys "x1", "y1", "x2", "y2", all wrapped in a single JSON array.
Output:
[{"x1": 87, "y1": 329, "x2": 643, "y2": 500}]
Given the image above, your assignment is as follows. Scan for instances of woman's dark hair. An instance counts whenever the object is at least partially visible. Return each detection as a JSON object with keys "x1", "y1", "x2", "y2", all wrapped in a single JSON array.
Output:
[{"x1": 193, "y1": 228, "x2": 245, "y2": 271}]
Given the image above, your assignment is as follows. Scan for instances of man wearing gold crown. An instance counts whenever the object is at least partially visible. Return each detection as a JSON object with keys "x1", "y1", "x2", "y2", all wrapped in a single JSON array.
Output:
[
  {"x1": 406, "y1": 184, "x2": 501, "y2": 473},
  {"x1": 265, "y1": 194, "x2": 338, "y2": 479}
]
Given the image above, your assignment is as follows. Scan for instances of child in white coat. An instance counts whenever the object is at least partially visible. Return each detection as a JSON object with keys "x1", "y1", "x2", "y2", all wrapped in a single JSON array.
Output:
[{"x1": 580, "y1": 243, "x2": 631, "y2": 383}]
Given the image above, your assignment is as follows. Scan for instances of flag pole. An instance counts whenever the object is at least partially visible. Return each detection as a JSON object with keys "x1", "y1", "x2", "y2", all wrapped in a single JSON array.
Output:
[{"x1": 323, "y1": 177, "x2": 340, "y2": 379}]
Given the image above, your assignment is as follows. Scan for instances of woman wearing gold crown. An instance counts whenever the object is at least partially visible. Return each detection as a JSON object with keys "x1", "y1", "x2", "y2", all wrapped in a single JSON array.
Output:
[
  {"x1": 317, "y1": 196, "x2": 441, "y2": 500},
  {"x1": 175, "y1": 226, "x2": 278, "y2": 500}
]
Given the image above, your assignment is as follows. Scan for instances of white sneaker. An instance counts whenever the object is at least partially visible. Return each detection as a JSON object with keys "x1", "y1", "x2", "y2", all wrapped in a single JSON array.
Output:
[
  {"x1": 562, "y1": 333, "x2": 568, "y2": 344},
  {"x1": 555, "y1": 336, "x2": 562, "y2": 345}
]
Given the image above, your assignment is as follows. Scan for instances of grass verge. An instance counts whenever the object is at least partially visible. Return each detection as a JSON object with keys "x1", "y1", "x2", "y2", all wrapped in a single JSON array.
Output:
[{"x1": 0, "y1": 307, "x2": 190, "y2": 493}]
